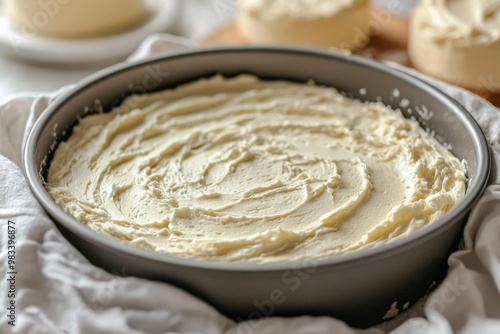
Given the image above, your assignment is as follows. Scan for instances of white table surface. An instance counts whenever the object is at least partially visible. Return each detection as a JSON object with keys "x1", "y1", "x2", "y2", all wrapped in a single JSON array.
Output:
[{"x1": 0, "y1": 0, "x2": 233, "y2": 103}]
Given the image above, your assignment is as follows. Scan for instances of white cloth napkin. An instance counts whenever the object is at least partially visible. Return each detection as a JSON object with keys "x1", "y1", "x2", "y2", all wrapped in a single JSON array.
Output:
[{"x1": 1, "y1": 34, "x2": 500, "y2": 334}]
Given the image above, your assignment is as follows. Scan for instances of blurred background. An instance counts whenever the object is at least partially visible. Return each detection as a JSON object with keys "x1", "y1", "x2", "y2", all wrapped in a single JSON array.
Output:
[{"x1": 0, "y1": 0, "x2": 423, "y2": 102}]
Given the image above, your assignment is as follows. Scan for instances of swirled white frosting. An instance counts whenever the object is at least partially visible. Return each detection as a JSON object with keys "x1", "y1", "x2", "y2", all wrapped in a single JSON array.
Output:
[
  {"x1": 409, "y1": 0, "x2": 500, "y2": 90},
  {"x1": 46, "y1": 75, "x2": 467, "y2": 263},
  {"x1": 238, "y1": 0, "x2": 368, "y2": 20},
  {"x1": 413, "y1": 0, "x2": 500, "y2": 45}
]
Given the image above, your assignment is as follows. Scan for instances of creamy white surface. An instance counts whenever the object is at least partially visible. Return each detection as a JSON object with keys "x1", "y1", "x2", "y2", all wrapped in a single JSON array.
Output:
[
  {"x1": 238, "y1": 0, "x2": 368, "y2": 20},
  {"x1": 4, "y1": 0, "x2": 152, "y2": 38},
  {"x1": 409, "y1": 0, "x2": 500, "y2": 91},
  {"x1": 46, "y1": 75, "x2": 467, "y2": 263},
  {"x1": 237, "y1": 0, "x2": 371, "y2": 49}
]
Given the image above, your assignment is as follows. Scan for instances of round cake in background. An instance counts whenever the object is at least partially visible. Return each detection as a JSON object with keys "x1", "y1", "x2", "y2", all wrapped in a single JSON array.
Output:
[
  {"x1": 236, "y1": 0, "x2": 372, "y2": 50},
  {"x1": 3, "y1": 0, "x2": 152, "y2": 39},
  {"x1": 409, "y1": 0, "x2": 500, "y2": 95}
]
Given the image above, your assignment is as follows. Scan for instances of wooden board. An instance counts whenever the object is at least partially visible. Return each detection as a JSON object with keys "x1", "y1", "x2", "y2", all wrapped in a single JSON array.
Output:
[{"x1": 200, "y1": 9, "x2": 500, "y2": 106}]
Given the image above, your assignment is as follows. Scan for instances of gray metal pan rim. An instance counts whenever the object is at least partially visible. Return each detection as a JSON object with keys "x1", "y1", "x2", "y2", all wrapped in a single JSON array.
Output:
[{"x1": 23, "y1": 46, "x2": 491, "y2": 273}]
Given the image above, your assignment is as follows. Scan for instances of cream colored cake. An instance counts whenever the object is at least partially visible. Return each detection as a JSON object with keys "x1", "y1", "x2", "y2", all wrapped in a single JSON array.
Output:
[
  {"x1": 45, "y1": 75, "x2": 466, "y2": 263},
  {"x1": 409, "y1": 0, "x2": 500, "y2": 92},
  {"x1": 237, "y1": 0, "x2": 372, "y2": 50},
  {"x1": 4, "y1": 0, "x2": 152, "y2": 38}
]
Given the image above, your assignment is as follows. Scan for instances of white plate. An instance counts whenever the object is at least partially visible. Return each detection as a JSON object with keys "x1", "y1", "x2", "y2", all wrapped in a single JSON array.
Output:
[{"x1": 0, "y1": 0, "x2": 180, "y2": 66}]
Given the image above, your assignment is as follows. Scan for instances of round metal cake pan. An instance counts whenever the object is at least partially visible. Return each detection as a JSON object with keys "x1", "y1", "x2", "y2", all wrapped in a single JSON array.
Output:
[{"x1": 23, "y1": 47, "x2": 490, "y2": 328}]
